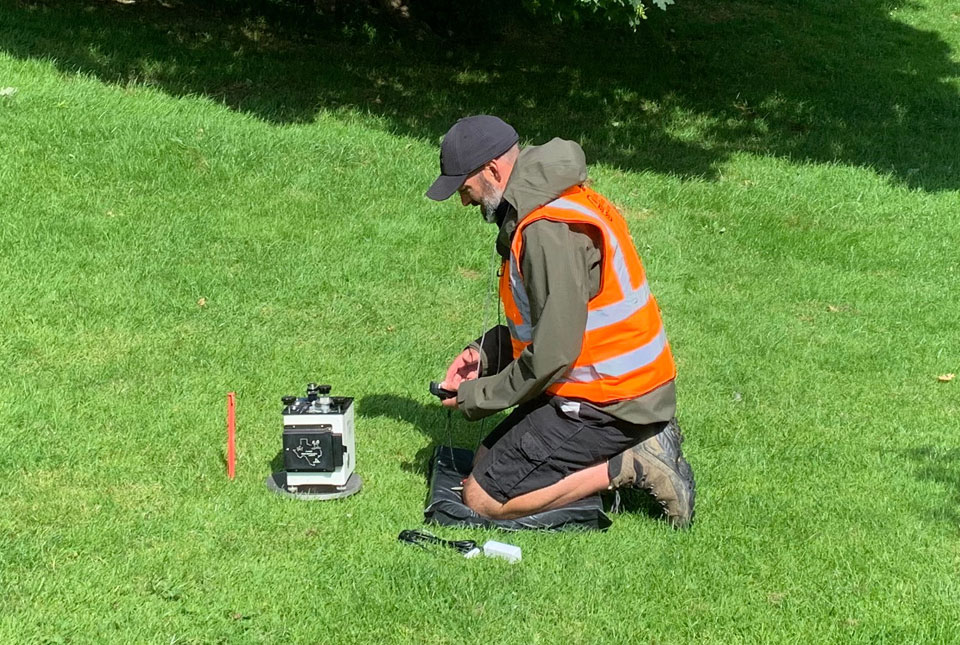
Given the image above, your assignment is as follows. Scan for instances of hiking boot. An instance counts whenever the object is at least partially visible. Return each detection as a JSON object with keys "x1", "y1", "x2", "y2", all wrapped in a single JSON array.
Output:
[{"x1": 608, "y1": 419, "x2": 695, "y2": 529}]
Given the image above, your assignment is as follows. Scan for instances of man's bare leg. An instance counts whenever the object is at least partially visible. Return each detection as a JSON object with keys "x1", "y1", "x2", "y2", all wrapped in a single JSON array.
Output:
[{"x1": 462, "y1": 462, "x2": 610, "y2": 520}]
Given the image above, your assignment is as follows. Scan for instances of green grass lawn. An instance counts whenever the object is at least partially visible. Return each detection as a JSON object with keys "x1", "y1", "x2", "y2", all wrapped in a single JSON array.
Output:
[{"x1": 1, "y1": 0, "x2": 959, "y2": 642}]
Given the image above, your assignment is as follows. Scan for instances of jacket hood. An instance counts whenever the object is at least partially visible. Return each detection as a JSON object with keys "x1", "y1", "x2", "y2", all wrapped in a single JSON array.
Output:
[{"x1": 503, "y1": 138, "x2": 587, "y2": 219}]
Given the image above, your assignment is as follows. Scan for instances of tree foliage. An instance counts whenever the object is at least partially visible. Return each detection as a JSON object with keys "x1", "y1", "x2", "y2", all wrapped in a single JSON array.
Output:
[
  {"x1": 311, "y1": 0, "x2": 676, "y2": 29},
  {"x1": 522, "y1": 0, "x2": 676, "y2": 25}
]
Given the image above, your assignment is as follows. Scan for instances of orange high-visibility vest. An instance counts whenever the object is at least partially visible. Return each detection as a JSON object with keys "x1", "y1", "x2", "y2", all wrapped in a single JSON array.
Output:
[{"x1": 499, "y1": 185, "x2": 676, "y2": 403}]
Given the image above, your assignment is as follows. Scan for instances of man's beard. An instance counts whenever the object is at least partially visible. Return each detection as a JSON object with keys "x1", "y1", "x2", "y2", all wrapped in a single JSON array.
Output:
[{"x1": 476, "y1": 175, "x2": 504, "y2": 224}]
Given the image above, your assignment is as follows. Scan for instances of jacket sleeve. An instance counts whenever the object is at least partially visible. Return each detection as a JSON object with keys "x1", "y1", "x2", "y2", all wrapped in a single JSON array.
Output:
[
  {"x1": 457, "y1": 220, "x2": 596, "y2": 420},
  {"x1": 467, "y1": 325, "x2": 513, "y2": 378}
]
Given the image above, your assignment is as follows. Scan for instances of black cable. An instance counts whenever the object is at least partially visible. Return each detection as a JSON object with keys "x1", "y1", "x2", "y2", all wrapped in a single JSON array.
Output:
[
  {"x1": 445, "y1": 409, "x2": 455, "y2": 464},
  {"x1": 397, "y1": 529, "x2": 477, "y2": 554}
]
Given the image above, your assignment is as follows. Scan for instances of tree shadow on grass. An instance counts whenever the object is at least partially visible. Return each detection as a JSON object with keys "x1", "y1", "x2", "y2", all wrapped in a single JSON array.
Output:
[
  {"x1": 903, "y1": 446, "x2": 960, "y2": 528},
  {"x1": 1, "y1": 0, "x2": 956, "y2": 190}
]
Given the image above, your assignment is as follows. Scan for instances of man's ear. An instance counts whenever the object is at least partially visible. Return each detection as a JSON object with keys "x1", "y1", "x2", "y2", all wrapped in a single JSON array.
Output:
[{"x1": 487, "y1": 159, "x2": 503, "y2": 184}]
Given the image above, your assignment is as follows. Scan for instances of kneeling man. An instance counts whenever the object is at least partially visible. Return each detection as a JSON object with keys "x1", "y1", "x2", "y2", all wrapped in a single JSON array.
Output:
[{"x1": 427, "y1": 115, "x2": 695, "y2": 528}]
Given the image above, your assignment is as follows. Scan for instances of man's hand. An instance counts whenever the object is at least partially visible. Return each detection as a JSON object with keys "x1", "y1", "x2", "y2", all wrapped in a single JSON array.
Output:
[
  {"x1": 441, "y1": 347, "x2": 480, "y2": 409},
  {"x1": 443, "y1": 347, "x2": 480, "y2": 389}
]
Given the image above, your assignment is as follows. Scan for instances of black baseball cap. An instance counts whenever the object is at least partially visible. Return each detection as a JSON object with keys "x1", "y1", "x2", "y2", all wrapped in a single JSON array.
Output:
[{"x1": 426, "y1": 115, "x2": 519, "y2": 201}]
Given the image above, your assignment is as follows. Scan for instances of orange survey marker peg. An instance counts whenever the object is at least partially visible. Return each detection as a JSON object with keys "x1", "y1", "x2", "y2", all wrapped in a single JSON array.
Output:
[{"x1": 227, "y1": 392, "x2": 236, "y2": 479}]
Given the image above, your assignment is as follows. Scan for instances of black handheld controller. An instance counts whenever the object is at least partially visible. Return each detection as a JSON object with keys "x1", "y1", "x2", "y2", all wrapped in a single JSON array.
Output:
[{"x1": 429, "y1": 381, "x2": 456, "y2": 401}]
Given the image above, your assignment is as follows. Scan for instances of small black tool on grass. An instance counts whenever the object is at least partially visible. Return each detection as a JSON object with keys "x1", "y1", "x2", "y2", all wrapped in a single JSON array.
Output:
[{"x1": 397, "y1": 529, "x2": 476, "y2": 554}]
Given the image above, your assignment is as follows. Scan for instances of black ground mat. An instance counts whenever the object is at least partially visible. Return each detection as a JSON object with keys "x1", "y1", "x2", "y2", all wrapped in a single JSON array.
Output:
[{"x1": 424, "y1": 445, "x2": 612, "y2": 532}]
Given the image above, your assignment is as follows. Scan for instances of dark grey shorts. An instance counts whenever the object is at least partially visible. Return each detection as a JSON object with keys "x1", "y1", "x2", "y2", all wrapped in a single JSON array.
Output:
[{"x1": 472, "y1": 396, "x2": 667, "y2": 504}]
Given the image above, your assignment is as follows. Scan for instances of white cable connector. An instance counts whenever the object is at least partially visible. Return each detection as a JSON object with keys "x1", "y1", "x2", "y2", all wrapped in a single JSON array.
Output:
[
  {"x1": 480, "y1": 540, "x2": 521, "y2": 563},
  {"x1": 460, "y1": 540, "x2": 521, "y2": 563}
]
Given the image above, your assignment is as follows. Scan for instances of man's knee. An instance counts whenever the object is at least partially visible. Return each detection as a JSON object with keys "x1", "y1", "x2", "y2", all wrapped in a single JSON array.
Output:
[{"x1": 462, "y1": 476, "x2": 507, "y2": 519}]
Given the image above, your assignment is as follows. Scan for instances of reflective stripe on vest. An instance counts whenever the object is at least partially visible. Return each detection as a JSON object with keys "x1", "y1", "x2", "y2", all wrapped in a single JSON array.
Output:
[
  {"x1": 506, "y1": 254, "x2": 533, "y2": 343},
  {"x1": 561, "y1": 326, "x2": 668, "y2": 383}
]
